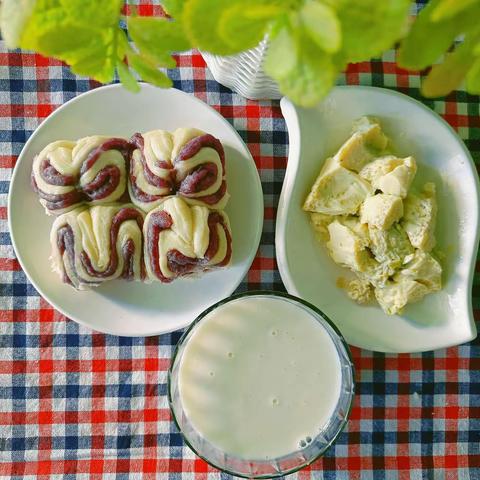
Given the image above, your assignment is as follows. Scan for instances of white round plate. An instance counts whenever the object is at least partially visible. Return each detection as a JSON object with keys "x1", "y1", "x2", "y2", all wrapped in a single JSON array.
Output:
[
  {"x1": 277, "y1": 86, "x2": 479, "y2": 353},
  {"x1": 9, "y1": 84, "x2": 263, "y2": 336}
]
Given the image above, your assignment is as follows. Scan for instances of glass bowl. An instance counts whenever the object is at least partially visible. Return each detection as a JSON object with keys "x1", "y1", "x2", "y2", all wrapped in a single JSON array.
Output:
[{"x1": 168, "y1": 291, "x2": 354, "y2": 478}]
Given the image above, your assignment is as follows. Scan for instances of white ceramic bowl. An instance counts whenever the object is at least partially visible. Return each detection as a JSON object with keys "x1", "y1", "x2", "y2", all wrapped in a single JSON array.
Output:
[
  {"x1": 276, "y1": 86, "x2": 479, "y2": 353},
  {"x1": 8, "y1": 84, "x2": 263, "y2": 336}
]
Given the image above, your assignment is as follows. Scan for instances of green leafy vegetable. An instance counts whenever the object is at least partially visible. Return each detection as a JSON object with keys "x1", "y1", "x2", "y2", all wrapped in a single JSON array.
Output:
[
  {"x1": 59, "y1": 0, "x2": 124, "y2": 28},
  {"x1": 181, "y1": 0, "x2": 292, "y2": 55},
  {"x1": 117, "y1": 61, "x2": 141, "y2": 93},
  {"x1": 182, "y1": 0, "x2": 244, "y2": 55},
  {"x1": 267, "y1": 20, "x2": 337, "y2": 107},
  {"x1": 466, "y1": 56, "x2": 480, "y2": 94},
  {"x1": 69, "y1": 27, "x2": 128, "y2": 83},
  {"x1": 129, "y1": 17, "x2": 190, "y2": 52},
  {"x1": 399, "y1": 0, "x2": 480, "y2": 97},
  {"x1": 162, "y1": 0, "x2": 187, "y2": 19},
  {"x1": 128, "y1": 16, "x2": 189, "y2": 68},
  {"x1": 127, "y1": 52, "x2": 173, "y2": 88},
  {"x1": 299, "y1": 0, "x2": 340, "y2": 54},
  {"x1": 265, "y1": 0, "x2": 409, "y2": 106},
  {"x1": 1, "y1": 0, "x2": 480, "y2": 106},
  {"x1": 18, "y1": 0, "x2": 124, "y2": 86},
  {"x1": 0, "y1": 0, "x2": 36, "y2": 48},
  {"x1": 329, "y1": 0, "x2": 411, "y2": 63},
  {"x1": 69, "y1": 45, "x2": 117, "y2": 83},
  {"x1": 430, "y1": 0, "x2": 478, "y2": 21},
  {"x1": 421, "y1": 35, "x2": 478, "y2": 97},
  {"x1": 277, "y1": 43, "x2": 336, "y2": 107},
  {"x1": 20, "y1": 1, "x2": 86, "y2": 54},
  {"x1": 219, "y1": 4, "x2": 285, "y2": 52},
  {"x1": 264, "y1": 25, "x2": 298, "y2": 80},
  {"x1": 398, "y1": 0, "x2": 480, "y2": 70}
]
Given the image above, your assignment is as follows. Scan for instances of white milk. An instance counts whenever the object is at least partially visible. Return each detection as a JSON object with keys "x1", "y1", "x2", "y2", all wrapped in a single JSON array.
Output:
[{"x1": 178, "y1": 295, "x2": 343, "y2": 460}]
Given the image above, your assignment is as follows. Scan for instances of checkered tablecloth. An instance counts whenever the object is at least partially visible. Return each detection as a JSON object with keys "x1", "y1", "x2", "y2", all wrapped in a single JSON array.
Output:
[{"x1": 1, "y1": 4, "x2": 480, "y2": 478}]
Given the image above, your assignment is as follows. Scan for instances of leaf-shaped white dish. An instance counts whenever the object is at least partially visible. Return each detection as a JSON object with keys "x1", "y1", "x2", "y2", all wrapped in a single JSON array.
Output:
[{"x1": 276, "y1": 86, "x2": 479, "y2": 353}]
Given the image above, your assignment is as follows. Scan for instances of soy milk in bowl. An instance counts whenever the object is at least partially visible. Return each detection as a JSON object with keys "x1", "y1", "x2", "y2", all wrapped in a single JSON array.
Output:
[{"x1": 168, "y1": 292, "x2": 354, "y2": 478}]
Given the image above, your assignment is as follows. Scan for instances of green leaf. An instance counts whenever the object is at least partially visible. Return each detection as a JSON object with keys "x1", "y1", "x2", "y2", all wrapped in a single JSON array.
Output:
[
  {"x1": 62, "y1": 27, "x2": 122, "y2": 83},
  {"x1": 183, "y1": 0, "x2": 297, "y2": 55},
  {"x1": 117, "y1": 62, "x2": 141, "y2": 92},
  {"x1": 182, "y1": 0, "x2": 244, "y2": 55},
  {"x1": 431, "y1": 0, "x2": 478, "y2": 21},
  {"x1": 128, "y1": 17, "x2": 190, "y2": 52},
  {"x1": 466, "y1": 57, "x2": 480, "y2": 94},
  {"x1": 274, "y1": 29, "x2": 337, "y2": 107},
  {"x1": 278, "y1": 52, "x2": 336, "y2": 108},
  {"x1": 0, "y1": 0, "x2": 36, "y2": 48},
  {"x1": 24, "y1": 24, "x2": 102, "y2": 58},
  {"x1": 268, "y1": 13, "x2": 290, "y2": 38},
  {"x1": 398, "y1": 0, "x2": 480, "y2": 70},
  {"x1": 128, "y1": 16, "x2": 188, "y2": 67},
  {"x1": 162, "y1": 0, "x2": 187, "y2": 19},
  {"x1": 331, "y1": 0, "x2": 410, "y2": 63},
  {"x1": 59, "y1": 0, "x2": 123, "y2": 28},
  {"x1": 264, "y1": 25, "x2": 297, "y2": 80},
  {"x1": 117, "y1": 28, "x2": 133, "y2": 58},
  {"x1": 127, "y1": 52, "x2": 173, "y2": 88},
  {"x1": 265, "y1": 13, "x2": 339, "y2": 107},
  {"x1": 218, "y1": 4, "x2": 285, "y2": 52},
  {"x1": 18, "y1": 0, "x2": 123, "y2": 84},
  {"x1": 299, "y1": 0, "x2": 340, "y2": 54},
  {"x1": 421, "y1": 37, "x2": 476, "y2": 97},
  {"x1": 70, "y1": 52, "x2": 115, "y2": 83}
]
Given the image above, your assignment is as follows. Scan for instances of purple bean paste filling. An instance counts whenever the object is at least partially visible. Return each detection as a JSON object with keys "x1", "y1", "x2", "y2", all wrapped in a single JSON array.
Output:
[
  {"x1": 130, "y1": 133, "x2": 227, "y2": 206},
  {"x1": 80, "y1": 208, "x2": 144, "y2": 279},
  {"x1": 33, "y1": 138, "x2": 132, "y2": 210},
  {"x1": 146, "y1": 209, "x2": 232, "y2": 283}
]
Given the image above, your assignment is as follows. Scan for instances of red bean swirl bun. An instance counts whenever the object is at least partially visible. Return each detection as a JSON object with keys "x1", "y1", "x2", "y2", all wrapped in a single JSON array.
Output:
[
  {"x1": 32, "y1": 136, "x2": 131, "y2": 215},
  {"x1": 143, "y1": 197, "x2": 232, "y2": 283},
  {"x1": 129, "y1": 128, "x2": 229, "y2": 211},
  {"x1": 50, "y1": 204, "x2": 145, "y2": 290}
]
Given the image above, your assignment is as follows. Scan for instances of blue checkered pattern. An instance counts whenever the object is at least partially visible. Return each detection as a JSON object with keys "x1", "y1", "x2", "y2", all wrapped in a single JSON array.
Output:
[{"x1": 1, "y1": 9, "x2": 480, "y2": 479}]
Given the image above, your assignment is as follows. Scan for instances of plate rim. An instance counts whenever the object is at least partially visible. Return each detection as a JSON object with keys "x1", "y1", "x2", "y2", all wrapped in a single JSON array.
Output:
[
  {"x1": 8, "y1": 83, "x2": 264, "y2": 336},
  {"x1": 276, "y1": 85, "x2": 480, "y2": 353}
]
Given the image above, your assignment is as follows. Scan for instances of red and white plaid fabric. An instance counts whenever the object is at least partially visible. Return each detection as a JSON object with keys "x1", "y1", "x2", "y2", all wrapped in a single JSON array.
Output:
[{"x1": 0, "y1": 2, "x2": 479, "y2": 478}]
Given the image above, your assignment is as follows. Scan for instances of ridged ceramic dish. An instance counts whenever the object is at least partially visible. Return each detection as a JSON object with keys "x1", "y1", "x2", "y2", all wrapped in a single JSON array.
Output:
[
  {"x1": 276, "y1": 86, "x2": 480, "y2": 353},
  {"x1": 201, "y1": 39, "x2": 281, "y2": 100}
]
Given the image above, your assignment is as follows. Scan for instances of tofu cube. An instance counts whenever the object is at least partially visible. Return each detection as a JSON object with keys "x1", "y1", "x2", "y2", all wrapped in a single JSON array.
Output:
[
  {"x1": 360, "y1": 194, "x2": 403, "y2": 230},
  {"x1": 395, "y1": 250, "x2": 442, "y2": 291},
  {"x1": 310, "y1": 213, "x2": 335, "y2": 241},
  {"x1": 303, "y1": 164, "x2": 373, "y2": 215},
  {"x1": 337, "y1": 276, "x2": 373, "y2": 304},
  {"x1": 359, "y1": 156, "x2": 417, "y2": 198},
  {"x1": 375, "y1": 156, "x2": 417, "y2": 198},
  {"x1": 352, "y1": 117, "x2": 389, "y2": 150},
  {"x1": 337, "y1": 216, "x2": 370, "y2": 248},
  {"x1": 368, "y1": 224, "x2": 414, "y2": 270},
  {"x1": 359, "y1": 155, "x2": 403, "y2": 182},
  {"x1": 375, "y1": 279, "x2": 430, "y2": 315},
  {"x1": 401, "y1": 182, "x2": 437, "y2": 251},
  {"x1": 326, "y1": 221, "x2": 371, "y2": 272},
  {"x1": 334, "y1": 117, "x2": 388, "y2": 172}
]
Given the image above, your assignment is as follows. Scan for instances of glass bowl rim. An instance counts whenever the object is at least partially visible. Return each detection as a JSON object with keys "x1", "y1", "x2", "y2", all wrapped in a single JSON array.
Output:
[{"x1": 167, "y1": 290, "x2": 355, "y2": 478}]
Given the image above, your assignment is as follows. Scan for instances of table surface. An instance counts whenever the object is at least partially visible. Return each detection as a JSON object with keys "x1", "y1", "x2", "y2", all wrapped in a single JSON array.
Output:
[{"x1": 1, "y1": 4, "x2": 479, "y2": 479}]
